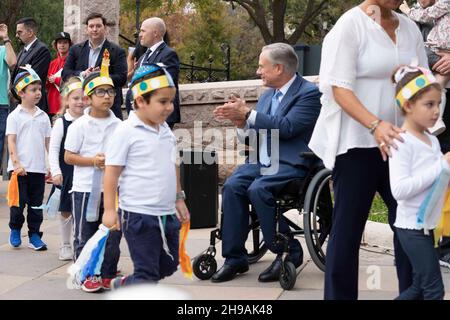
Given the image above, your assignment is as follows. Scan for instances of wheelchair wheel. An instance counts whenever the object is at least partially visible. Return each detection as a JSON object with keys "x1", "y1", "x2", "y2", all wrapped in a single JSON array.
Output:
[
  {"x1": 247, "y1": 227, "x2": 268, "y2": 264},
  {"x1": 303, "y1": 168, "x2": 333, "y2": 272},
  {"x1": 193, "y1": 254, "x2": 217, "y2": 280},
  {"x1": 279, "y1": 260, "x2": 297, "y2": 290}
]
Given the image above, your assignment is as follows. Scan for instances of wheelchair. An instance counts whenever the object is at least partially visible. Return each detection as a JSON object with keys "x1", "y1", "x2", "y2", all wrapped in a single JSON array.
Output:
[{"x1": 192, "y1": 152, "x2": 334, "y2": 290}]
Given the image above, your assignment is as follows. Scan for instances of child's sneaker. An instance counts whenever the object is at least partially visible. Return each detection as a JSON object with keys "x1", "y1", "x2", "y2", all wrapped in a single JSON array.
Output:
[
  {"x1": 439, "y1": 253, "x2": 450, "y2": 269},
  {"x1": 101, "y1": 278, "x2": 114, "y2": 290},
  {"x1": 110, "y1": 276, "x2": 127, "y2": 290},
  {"x1": 58, "y1": 244, "x2": 73, "y2": 261},
  {"x1": 9, "y1": 229, "x2": 22, "y2": 248},
  {"x1": 28, "y1": 233, "x2": 47, "y2": 251},
  {"x1": 81, "y1": 276, "x2": 103, "y2": 293}
]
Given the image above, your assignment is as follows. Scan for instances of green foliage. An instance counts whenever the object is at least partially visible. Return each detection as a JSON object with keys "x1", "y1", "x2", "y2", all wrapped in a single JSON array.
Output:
[
  {"x1": 0, "y1": 0, "x2": 64, "y2": 58},
  {"x1": 368, "y1": 194, "x2": 389, "y2": 224}
]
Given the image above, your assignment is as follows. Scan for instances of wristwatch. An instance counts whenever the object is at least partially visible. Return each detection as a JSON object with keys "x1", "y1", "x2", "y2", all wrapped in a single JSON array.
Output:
[
  {"x1": 176, "y1": 190, "x2": 186, "y2": 201},
  {"x1": 3, "y1": 38, "x2": 11, "y2": 44}
]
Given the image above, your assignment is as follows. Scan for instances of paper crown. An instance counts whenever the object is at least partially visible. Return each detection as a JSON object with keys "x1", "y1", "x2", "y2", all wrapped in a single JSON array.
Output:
[
  {"x1": 14, "y1": 65, "x2": 41, "y2": 93},
  {"x1": 83, "y1": 49, "x2": 114, "y2": 96},
  {"x1": 394, "y1": 65, "x2": 438, "y2": 109},
  {"x1": 130, "y1": 63, "x2": 175, "y2": 100},
  {"x1": 61, "y1": 80, "x2": 83, "y2": 97}
]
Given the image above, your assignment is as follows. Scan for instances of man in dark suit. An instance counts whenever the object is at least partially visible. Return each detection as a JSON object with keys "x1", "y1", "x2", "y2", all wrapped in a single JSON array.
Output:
[
  {"x1": 62, "y1": 12, "x2": 127, "y2": 119},
  {"x1": 11, "y1": 17, "x2": 50, "y2": 113},
  {"x1": 212, "y1": 43, "x2": 322, "y2": 283},
  {"x1": 137, "y1": 17, "x2": 180, "y2": 128}
]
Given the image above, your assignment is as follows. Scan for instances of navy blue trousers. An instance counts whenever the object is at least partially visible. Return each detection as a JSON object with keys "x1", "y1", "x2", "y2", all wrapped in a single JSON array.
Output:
[
  {"x1": 221, "y1": 163, "x2": 305, "y2": 267},
  {"x1": 121, "y1": 210, "x2": 180, "y2": 285},
  {"x1": 72, "y1": 192, "x2": 122, "y2": 279},
  {"x1": 324, "y1": 148, "x2": 413, "y2": 300},
  {"x1": 9, "y1": 173, "x2": 45, "y2": 237},
  {"x1": 396, "y1": 228, "x2": 444, "y2": 300}
]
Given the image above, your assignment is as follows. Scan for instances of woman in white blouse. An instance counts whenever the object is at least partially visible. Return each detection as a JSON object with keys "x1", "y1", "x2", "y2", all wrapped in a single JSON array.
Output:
[{"x1": 309, "y1": 0, "x2": 428, "y2": 300}]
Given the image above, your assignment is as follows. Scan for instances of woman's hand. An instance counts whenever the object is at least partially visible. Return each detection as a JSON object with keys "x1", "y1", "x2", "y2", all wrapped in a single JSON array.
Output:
[
  {"x1": 52, "y1": 174, "x2": 63, "y2": 186},
  {"x1": 175, "y1": 199, "x2": 190, "y2": 223},
  {"x1": 399, "y1": 1, "x2": 410, "y2": 14},
  {"x1": 373, "y1": 121, "x2": 405, "y2": 161}
]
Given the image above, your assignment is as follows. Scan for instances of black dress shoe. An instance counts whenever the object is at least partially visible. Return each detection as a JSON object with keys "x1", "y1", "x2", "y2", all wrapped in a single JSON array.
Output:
[
  {"x1": 211, "y1": 264, "x2": 249, "y2": 283},
  {"x1": 258, "y1": 257, "x2": 283, "y2": 282},
  {"x1": 258, "y1": 255, "x2": 303, "y2": 282}
]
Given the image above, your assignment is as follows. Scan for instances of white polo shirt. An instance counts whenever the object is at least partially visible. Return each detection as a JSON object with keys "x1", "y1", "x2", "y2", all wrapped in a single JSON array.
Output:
[
  {"x1": 65, "y1": 107, "x2": 121, "y2": 192},
  {"x1": 6, "y1": 105, "x2": 51, "y2": 173},
  {"x1": 106, "y1": 111, "x2": 177, "y2": 216}
]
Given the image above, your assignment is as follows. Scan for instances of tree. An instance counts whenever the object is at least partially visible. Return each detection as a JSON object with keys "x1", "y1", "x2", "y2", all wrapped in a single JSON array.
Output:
[
  {"x1": 222, "y1": 0, "x2": 359, "y2": 44},
  {"x1": 0, "y1": 0, "x2": 64, "y2": 57}
]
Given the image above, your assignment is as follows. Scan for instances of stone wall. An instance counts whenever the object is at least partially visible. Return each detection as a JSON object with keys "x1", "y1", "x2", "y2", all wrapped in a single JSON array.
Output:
[
  {"x1": 64, "y1": 0, "x2": 120, "y2": 44},
  {"x1": 173, "y1": 77, "x2": 319, "y2": 184}
]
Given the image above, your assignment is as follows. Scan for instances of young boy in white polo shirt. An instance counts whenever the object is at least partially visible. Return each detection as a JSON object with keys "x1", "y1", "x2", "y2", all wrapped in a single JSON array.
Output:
[
  {"x1": 7, "y1": 66, "x2": 51, "y2": 251},
  {"x1": 64, "y1": 68, "x2": 122, "y2": 293},
  {"x1": 102, "y1": 64, "x2": 190, "y2": 288}
]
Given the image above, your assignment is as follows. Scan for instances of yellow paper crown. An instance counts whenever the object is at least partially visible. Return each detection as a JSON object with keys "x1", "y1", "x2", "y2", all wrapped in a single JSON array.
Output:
[
  {"x1": 61, "y1": 82, "x2": 82, "y2": 97},
  {"x1": 131, "y1": 75, "x2": 171, "y2": 99},
  {"x1": 84, "y1": 49, "x2": 114, "y2": 96},
  {"x1": 396, "y1": 73, "x2": 437, "y2": 109},
  {"x1": 15, "y1": 73, "x2": 40, "y2": 93}
]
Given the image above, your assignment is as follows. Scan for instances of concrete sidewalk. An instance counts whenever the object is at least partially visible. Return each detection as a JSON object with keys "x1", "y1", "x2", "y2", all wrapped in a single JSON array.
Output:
[{"x1": 0, "y1": 181, "x2": 449, "y2": 300}]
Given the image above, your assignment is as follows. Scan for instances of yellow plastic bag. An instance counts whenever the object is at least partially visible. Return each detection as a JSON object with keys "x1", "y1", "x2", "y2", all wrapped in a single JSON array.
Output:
[
  {"x1": 6, "y1": 172, "x2": 19, "y2": 207},
  {"x1": 179, "y1": 221, "x2": 193, "y2": 279},
  {"x1": 435, "y1": 189, "x2": 450, "y2": 247}
]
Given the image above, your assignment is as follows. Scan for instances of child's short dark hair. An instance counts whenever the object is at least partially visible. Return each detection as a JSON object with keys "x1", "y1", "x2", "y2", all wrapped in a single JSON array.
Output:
[
  {"x1": 135, "y1": 91, "x2": 155, "y2": 109},
  {"x1": 391, "y1": 66, "x2": 442, "y2": 108}
]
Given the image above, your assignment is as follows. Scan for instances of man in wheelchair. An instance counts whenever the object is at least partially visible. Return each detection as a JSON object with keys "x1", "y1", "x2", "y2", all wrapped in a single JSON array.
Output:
[{"x1": 212, "y1": 43, "x2": 322, "y2": 283}]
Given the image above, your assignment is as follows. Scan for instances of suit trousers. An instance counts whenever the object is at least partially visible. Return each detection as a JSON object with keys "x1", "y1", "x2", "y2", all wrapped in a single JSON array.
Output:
[{"x1": 221, "y1": 162, "x2": 306, "y2": 267}]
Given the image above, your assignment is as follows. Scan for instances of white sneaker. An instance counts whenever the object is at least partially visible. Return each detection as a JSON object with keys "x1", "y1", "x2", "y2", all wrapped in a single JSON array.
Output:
[{"x1": 59, "y1": 244, "x2": 73, "y2": 261}]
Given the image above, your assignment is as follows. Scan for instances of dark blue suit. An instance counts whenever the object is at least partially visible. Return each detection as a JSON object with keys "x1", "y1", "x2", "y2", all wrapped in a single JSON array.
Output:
[
  {"x1": 221, "y1": 75, "x2": 322, "y2": 267},
  {"x1": 62, "y1": 39, "x2": 127, "y2": 119}
]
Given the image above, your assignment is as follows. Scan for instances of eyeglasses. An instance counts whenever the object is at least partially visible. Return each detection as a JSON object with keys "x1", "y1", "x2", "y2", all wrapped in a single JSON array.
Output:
[{"x1": 92, "y1": 88, "x2": 116, "y2": 97}]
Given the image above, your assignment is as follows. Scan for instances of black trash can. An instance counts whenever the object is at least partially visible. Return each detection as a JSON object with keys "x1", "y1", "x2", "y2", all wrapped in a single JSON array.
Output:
[{"x1": 180, "y1": 150, "x2": 218, "y2": 229}]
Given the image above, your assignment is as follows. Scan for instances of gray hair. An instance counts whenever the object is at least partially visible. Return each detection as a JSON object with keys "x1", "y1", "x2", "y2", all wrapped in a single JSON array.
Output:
[{"x1": 261, "y1": 43, "x2": 298, "y2": 75}]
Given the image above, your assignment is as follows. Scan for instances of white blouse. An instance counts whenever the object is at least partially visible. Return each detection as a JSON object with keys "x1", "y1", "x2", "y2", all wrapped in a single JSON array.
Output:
[
  {"x1": 389, "y1": 132, "x2": 450, "y2": 230},
  {"x1": 309, "y1": 7, "x2": 428, "y2": 169}
]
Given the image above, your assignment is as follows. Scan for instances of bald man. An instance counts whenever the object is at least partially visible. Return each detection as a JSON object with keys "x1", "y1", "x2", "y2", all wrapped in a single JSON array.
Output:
[{"x1": 137, "y1": 17, "x2": 180, "y2": 128}]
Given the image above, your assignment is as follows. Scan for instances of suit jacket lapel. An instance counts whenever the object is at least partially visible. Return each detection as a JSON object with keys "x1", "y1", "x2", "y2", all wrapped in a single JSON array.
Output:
[
  {"x1": 261, "y1": 88, "x2": 276, "y2": 115},
  {"x1": 80, "y1": 41, "x2": 90, "y2": 69},
  {"x1": 275, "y1": 76, "x2": 302, "y2": 115},
  {"x1": 148, "y1": 42, "x2": 166, "y2": 64}
]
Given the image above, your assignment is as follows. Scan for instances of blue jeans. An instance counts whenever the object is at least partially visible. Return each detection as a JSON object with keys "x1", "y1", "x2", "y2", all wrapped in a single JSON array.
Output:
[
  {"x1": 120, "y1": 210, "x2": 180, "y2": 285},
  {"x1": 72, "y1": 192, "x2": 122, "y2": 279},
  {"x1": 0, "y1": 105, "x2": 8, "y2": 163},
  {"x1": 396, "y1": 228, "x2": 444, "y2": 300}
]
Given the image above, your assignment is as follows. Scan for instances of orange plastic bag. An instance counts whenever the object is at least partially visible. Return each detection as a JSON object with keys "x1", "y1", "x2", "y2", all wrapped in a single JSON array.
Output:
[
  {"x1": 179, "y1": 221, "x2": 193, "y2": 279},
  {"x1": 6, "y1": 172, "x2": 19, "y2": 207}
]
